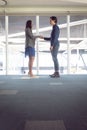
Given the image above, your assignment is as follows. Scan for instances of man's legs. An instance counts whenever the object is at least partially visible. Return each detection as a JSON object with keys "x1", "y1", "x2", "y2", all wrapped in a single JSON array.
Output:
[{"x1": 50, "y1": 45, "x2": 60, "y2": 77}]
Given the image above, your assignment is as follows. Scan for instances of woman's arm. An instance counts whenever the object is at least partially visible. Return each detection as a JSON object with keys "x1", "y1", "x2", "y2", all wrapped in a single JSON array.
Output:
[{"x1": 27, "y1": 28, "x2": 38, "y2": 40}]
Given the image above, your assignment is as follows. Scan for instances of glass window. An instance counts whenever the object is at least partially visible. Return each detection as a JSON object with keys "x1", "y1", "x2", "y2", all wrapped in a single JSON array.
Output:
[
  {"x1": 0, "y1": 16, "x2": 5, "y2": 75},
  {"x1": 70, "y1": 15, "x2": 87, "y2": 74}
]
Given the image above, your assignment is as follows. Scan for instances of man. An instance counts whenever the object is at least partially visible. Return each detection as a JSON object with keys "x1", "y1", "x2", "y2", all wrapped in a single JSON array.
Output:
[{"x1": 42, "y1": 16, "x2": 60, "y2": 78}]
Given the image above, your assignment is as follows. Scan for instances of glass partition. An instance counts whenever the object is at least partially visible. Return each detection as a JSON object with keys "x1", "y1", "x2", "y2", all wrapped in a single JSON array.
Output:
[
  {"x1": 1, "y1": 14, "x2": 87, "y2": 75},
  {"x1": 70, "y1": 15, "x2": 87, "y2": 74},
  {"x1": 0, "y1": 16, "x2": 5, "y2": 75}
]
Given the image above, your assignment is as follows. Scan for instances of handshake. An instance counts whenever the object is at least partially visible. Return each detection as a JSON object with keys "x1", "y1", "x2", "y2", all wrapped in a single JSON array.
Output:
[{"x1": 37, "y1": 36, "x2": 44, "y2": 39}]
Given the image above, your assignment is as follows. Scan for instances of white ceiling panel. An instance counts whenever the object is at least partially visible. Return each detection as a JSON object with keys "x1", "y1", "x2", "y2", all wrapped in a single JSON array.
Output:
[
  {"x1": 1, "y1": 0, "x2": 87, "y2": 6},
  {"x1": 0, "y1": 0, "x2": 87, "y2": 15}
]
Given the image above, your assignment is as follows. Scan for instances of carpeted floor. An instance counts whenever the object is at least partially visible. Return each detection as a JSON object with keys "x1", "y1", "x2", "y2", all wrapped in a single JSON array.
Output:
[
  {"x1": 25, "y1": 120, "x2": 66, "y2": 130},
  {"x1": 0, "y1": 74, "x2": 87, "y2": 130}
]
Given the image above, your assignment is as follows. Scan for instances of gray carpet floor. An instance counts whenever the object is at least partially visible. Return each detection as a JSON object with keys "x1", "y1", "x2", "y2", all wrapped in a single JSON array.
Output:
[{"x1": 0, "y1": 74, "x2": 87, "y2": 130}]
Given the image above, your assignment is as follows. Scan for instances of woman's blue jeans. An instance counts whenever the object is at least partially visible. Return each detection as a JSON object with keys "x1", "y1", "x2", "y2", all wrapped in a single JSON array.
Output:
[{"x1": 51, "y1": 44, "x2": 59, "y2": 72}]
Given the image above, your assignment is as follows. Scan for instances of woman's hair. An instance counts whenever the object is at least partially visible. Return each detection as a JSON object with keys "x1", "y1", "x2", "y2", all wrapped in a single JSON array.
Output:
[
  {"x1": 50, "y1": 16, "x2": 57, "y2": 23},
  {"x1": 26, "y1": 20, "x2": 32, "y2": 29}
]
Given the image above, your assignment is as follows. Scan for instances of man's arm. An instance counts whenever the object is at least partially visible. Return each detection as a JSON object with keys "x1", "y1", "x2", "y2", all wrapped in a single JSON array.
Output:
[{"x1": 44, "y1": 37, "x2": 51, "y2": 41}]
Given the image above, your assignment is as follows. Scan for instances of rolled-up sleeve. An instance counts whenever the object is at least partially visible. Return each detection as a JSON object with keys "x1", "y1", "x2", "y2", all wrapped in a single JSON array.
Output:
[{"x1": 27, "y1": 28, "x2": 36, "y2": 40}]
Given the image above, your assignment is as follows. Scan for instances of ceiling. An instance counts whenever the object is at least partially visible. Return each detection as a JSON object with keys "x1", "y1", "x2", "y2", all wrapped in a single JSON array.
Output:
[
  {"x1": 1, "y1": 0, "x2": 87, "y2": 6},
  {"x1": 0, "y1": 0, "x2": 87, "y2": 15}
]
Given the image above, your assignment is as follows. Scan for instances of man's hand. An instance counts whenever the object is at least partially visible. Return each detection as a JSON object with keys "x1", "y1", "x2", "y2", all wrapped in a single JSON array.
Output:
[
  {"x1": 39, "y1": 36, "x2": 44, "y2": 39},
  {"x1": 50, "y1": 46, "x2": 53, "y2": 51}
]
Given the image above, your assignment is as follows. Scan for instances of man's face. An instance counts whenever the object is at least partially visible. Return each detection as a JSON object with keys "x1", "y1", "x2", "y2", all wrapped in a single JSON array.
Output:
[
  {"x1": 50, "y1": 19, "x2": 53, "y2": 25},
  {"x1": 50, "y1": 19, "x2": 54, "y2": 25}
]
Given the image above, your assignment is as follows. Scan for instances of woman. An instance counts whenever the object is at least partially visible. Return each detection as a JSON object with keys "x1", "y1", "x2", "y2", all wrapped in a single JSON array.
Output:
[
  {"x1": 41, "y1": 16, "x2": 60, "y2": 78},
  {"x1": 25, "y1": 20, "x2": 40, "y2": 77}
]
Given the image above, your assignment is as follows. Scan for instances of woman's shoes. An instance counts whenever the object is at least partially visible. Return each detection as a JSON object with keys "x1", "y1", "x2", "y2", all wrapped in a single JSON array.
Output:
[
  {"x1": 49, "y1": 72, "x2": 60, "y2": 78},
  {"x1": 28, "y1": 72, "x2": 36, "y2": 78}
]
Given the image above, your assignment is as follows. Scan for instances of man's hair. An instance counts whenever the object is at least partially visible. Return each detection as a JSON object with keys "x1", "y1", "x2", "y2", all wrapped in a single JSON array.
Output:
[{"x1": 50, "y1": 16, "x2": 57, "y2": 23}]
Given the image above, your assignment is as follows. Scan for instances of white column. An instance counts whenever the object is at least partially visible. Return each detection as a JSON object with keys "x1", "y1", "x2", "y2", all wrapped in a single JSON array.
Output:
[
  {"x1": 36, "y1": 15, "x2": 39, "y2": 75},
  {"x1": 76, "y1": 48, "x2": 79, "y2": 72},
  {"x1": 5, "y1": 15, "x2": 9, "y2": 75},
  {"x1": 67, "y1": 14, "x2": 71, "y2": 74},
  {"x1": 84, "y1": 24, "x2": 86, "y2": 38}
]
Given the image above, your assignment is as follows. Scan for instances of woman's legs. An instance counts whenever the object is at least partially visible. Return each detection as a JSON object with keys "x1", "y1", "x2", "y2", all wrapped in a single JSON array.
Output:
[
  {"x1": 25, "y1": 47, "x2": 35, "y2": 77},
  {"x1": 28, "y1": 56, "x2": 35, "y2": 76}
]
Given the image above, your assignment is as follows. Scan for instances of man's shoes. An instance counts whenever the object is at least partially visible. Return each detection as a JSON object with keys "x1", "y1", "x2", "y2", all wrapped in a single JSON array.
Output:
[{"x1": 49, "y1": 72, "x2": 60, "y2": 78}]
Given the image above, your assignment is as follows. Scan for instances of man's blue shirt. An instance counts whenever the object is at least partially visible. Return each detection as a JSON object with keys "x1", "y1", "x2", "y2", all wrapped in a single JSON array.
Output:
[{"x1": 44, "y1": 24, "x2": 60, "y2": 47}]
